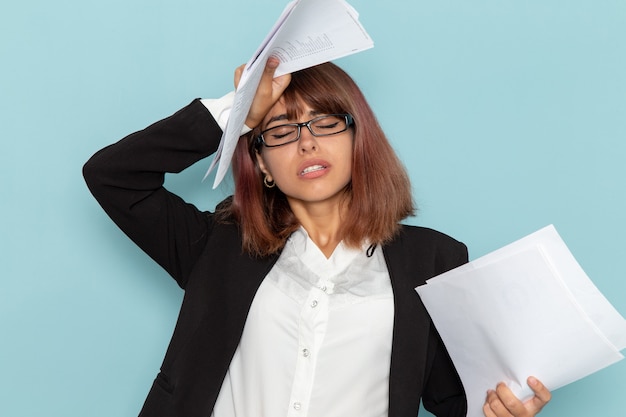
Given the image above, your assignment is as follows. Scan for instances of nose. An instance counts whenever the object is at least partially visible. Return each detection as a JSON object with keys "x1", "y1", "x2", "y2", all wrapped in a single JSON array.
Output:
[{"x1": 298, "y1": 125, "x2": 318, "y2": 152}]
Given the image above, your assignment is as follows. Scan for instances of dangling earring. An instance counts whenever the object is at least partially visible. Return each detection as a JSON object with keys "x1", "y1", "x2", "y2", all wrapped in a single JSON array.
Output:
[{"x1": 263, "y1": 176, "x2": 276, "y2": 188}]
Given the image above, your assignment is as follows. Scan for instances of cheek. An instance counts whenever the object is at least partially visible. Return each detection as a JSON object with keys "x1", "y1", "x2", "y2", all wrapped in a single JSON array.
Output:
[
  {"x1": 259, "y1": 151, "x2": 289, "y2": 179},
  {"x1": 342, "y1": 161, "x2": 353, "y2": 184},
  {"x1": 342, "y1": 142, "x2": 355, "y2": 177}
]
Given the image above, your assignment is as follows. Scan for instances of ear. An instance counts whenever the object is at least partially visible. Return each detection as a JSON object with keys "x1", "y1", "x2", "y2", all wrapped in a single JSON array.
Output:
[{"x1": 255, "y1": 152, "x2": 271, "y2": 177}]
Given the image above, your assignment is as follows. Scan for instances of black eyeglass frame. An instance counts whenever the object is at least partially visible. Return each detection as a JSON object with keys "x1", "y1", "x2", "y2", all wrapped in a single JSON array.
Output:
[{"x1": 254, "y1": 113, "x2": 354, "y2": 149}]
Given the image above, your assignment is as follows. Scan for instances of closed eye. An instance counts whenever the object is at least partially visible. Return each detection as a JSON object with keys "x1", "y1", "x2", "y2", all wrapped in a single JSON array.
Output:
[
  {"x1": 270, "y1": 132, "x2": 293, "y2": 139},
  {"x1": 316, "y1": 121, "x2": 340, "y2": 130}
]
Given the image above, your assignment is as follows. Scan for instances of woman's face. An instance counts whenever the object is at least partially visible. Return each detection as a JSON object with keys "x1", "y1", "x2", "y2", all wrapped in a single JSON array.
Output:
[{"x1": 255, "y1": 98, "x2": 354, "y2": 209}]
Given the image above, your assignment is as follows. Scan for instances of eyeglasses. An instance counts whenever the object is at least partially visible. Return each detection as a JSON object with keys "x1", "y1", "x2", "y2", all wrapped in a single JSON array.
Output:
[{"x1": 255, "y1": 114, "x2": 354, "y2": 148}]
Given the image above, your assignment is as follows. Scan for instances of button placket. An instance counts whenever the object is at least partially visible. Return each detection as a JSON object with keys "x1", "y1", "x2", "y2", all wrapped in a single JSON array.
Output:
[
  {"x1": 287, "y1": 290, "x2": 329, "y2": 417},
  {"x1": 317, "y1": 279, "x2": 335, "y2": 294}
]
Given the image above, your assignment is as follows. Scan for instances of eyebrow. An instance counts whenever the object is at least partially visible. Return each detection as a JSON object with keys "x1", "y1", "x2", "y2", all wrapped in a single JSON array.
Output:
[{"x1": 265, "y1": 110, "x2": 324, "y2": 126}]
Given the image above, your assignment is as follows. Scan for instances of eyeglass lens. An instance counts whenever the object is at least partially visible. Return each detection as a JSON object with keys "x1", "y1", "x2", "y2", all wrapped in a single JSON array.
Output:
[{"x1": 261, "y1": 115, "x2": 349, "y2": 147}]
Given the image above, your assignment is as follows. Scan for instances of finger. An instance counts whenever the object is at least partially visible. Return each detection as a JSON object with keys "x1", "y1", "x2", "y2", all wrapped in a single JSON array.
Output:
[
  {"x1": 257, "y1": 57, "x2": 280, "y2": 92},
  {"x1": 234, "y1": 64, "x2": 246, "y2": 89},
  {"x1": 483, "y1": 390, "x2": 499, "y2": 417},
  {"x1": 526, "y1": 376, "x2": 551, "y2": 412},
  {"x1": 485, "y1": 387, "x2": 515, "y2": 417},
  {"x1": 261, "y1": 57, "x2": 292, "y2": 102},
  {"x1": 245, "y1": 58, "x2": 290, "y2": 128},
  {"x1": 483, "y1": 402, "x2": 497, "y2": 417},
  {"x1": 271, "y1": 72, "x2": 292, "y2": 100}
]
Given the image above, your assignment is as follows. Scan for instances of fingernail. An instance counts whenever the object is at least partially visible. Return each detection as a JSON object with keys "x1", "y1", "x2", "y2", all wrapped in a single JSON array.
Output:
[{"x1": 528, "y1": 376, "x2": 538, "y2": 386}]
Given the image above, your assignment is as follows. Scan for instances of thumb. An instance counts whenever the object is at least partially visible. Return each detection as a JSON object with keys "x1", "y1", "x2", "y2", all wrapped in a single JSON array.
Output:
[{"x1": 258, "y1": 57, "x2": 280, "y2": 90}]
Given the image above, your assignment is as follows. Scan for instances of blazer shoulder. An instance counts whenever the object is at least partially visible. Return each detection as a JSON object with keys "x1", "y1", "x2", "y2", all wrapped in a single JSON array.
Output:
[
  {"x1": 385, "y1": 225, "x2": 469, "y2": 277},
  {"x1": 397, "y1": 224, "x2": 465, "y2": 249}
]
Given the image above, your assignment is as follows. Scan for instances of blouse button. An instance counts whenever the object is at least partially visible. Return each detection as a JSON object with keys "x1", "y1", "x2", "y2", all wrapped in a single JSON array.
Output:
[
  {"x1": 311, "y1": 300, "x2": 318, "y2": 308},
  {"x1": 293, "y1": 402, "x2": 301, "y2": 410},
  {"x1": 302, "y1": 348, "x2": 310, "y2": 357}
]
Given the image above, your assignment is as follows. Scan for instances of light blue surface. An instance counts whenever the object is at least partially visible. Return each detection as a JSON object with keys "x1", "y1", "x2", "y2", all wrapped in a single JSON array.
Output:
[{"x1": 1, "y1": 0, "x2": 624, "y2": 416}]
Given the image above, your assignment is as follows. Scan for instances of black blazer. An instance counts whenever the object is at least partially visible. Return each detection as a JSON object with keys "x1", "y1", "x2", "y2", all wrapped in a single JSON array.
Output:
[{"x1": 83, "y1": 99, "x2": 468, "y2": 417}]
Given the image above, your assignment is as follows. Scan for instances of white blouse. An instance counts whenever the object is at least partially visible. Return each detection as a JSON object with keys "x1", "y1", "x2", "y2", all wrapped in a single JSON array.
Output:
[{"x1": 211, "y1": 227, "x2": 395, "y2": 417}]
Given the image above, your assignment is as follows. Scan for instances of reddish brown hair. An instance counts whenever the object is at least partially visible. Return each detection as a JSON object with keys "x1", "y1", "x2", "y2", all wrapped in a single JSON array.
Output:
[{"x1": 218, "y1": 62, "x2": 415, "y2": 257}]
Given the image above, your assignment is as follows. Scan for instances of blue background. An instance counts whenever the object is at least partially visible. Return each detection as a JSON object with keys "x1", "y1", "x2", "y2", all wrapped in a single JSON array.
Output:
[{"x1": 1, "y1": 0, "x2": 624, "y2": 416}]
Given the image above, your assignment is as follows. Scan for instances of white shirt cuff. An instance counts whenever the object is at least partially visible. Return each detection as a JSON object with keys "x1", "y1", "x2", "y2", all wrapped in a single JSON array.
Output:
[{"x1": 200, "y1": 92, "x2": 253, "y2": 135}]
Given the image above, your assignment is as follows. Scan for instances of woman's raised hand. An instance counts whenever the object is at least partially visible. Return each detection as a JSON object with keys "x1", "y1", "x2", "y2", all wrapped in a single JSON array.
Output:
[{"x1": 235, "y1": 57, "x2": 292, "y2": 129}]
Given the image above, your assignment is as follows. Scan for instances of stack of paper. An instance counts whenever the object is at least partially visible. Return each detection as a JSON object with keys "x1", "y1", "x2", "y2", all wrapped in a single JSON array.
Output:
[
  {"x1": 416, "y1": 225, "x2": 626, "y2": 417},
  {"x1": 205, "y1": 0, "x2": 374, "y2": 187}
]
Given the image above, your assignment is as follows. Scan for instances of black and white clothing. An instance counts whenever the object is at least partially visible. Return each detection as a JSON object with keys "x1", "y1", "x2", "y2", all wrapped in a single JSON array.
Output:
[{"x1": 83, "y1": 99, "x2": 468, "y2": 417}]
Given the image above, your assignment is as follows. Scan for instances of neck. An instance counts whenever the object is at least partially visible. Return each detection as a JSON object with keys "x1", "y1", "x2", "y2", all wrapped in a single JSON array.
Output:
[{"x1": 288, "y1": 197, "x2": 348, "y2": 258}]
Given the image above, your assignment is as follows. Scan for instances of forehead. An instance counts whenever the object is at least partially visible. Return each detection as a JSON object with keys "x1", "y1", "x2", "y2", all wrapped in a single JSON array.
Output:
[{"x1": 262, "y1": 98, "x2": 323, "y2": 126}]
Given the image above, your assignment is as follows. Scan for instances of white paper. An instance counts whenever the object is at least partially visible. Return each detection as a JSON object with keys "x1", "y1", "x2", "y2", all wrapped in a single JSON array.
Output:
[
  {"x1": 415, "y1": 225, "x2": 626, "y2": 417},
  {"x1": 204, "y1": 0, "x2": 374, "y2": 188}
]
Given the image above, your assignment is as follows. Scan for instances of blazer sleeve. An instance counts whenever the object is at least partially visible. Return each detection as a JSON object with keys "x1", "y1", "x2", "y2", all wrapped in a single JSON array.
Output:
[
  {"x1": 423, "y1": 239, "x2": 469, "y2": 417},
  {"x1": 83, "y1": 99, "x2": 224, "y2": 289}
]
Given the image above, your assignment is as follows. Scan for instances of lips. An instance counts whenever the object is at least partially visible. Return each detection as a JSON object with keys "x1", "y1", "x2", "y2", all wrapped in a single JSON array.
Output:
[
  {"x1": 298, "y1": 159, "x2": 330, "y2": 178},
  {"x1": 301, "y1": 165, "x2": 325, "y2": 175}
]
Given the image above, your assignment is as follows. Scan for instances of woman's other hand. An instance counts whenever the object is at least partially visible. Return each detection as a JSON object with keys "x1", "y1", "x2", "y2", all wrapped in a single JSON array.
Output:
[
  {"x1": 483, "y1": 376, "x2": 551, "y2": 417},
  {"x1": 235, "y1": 57, "x2": 292, "y2": 129}
]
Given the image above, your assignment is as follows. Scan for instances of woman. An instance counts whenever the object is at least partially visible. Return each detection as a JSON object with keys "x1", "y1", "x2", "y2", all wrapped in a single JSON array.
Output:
[{"x1": 83, "y1": 58, "x2": 551, "y2": 417}]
